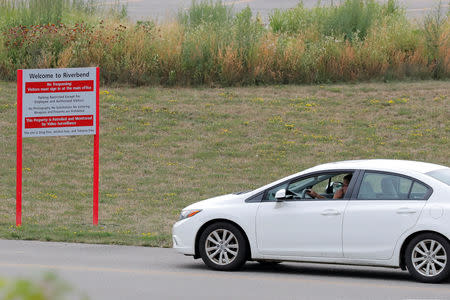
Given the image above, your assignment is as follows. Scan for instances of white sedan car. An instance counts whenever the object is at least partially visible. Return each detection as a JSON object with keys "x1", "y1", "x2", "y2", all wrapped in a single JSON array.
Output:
[{"x1": 173, "y1": 160, "x2": 450, "y2": 283}]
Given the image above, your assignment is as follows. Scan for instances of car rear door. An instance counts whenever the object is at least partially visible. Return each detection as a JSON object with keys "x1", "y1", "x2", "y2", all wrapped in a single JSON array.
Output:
[{"x1": 343, "y1": 171, "x2": 430, "y2": 260}]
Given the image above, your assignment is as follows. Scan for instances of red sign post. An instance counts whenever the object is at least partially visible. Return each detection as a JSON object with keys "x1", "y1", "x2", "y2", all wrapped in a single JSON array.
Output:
[
  {"x1": 16, "y1": 67, "x2": 100, "y2": 226},
  {"x1": 17, "y1": 70, "x2": 23, "y2": 226}
]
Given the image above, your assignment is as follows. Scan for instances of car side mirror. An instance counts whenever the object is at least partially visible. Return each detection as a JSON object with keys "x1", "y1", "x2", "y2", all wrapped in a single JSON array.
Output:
[{"x1": 275, "y1": 189, "x2": 286, "y2": 201}]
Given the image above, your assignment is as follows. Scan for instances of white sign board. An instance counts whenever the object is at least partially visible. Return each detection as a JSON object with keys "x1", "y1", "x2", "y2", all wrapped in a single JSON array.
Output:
[{"x1": 20, "y1": 67, "x2": 97, "y2": 137}]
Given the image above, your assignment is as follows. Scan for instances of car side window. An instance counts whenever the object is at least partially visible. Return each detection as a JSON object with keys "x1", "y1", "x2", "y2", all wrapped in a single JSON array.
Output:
[
  {"x1": 262, "y1": 176, "x2": 318, "y2": 202},
  {"x1": 286, "y1": 177, "x2": 316, "y2": 199},
  {"x1": 262, "y1": 172, "x2": 355, "y2": 202},
  {"x1": 245, "y1": 192, "x2": 264, "y2": 203},
  {"x1": 263, "y1": 183, "x2": 288, "y2": 202},
  {"x1": 357, "y1": 172, "x2": 429, "y2": 200},
  {"x1": 409, "y1": 181, "x2": 430, "y2": 200}
]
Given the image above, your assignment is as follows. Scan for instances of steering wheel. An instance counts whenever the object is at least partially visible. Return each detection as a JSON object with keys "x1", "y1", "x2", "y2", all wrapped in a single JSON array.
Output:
[
  {"x1": 333, "y1": 181, "x2": 344, "y2": 193},
  {"x1": 301, "y1": 189, "x2": 313, "y2": 199}
]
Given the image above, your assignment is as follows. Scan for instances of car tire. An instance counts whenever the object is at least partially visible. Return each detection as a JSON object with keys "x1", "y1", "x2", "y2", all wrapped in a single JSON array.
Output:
[
  {"x1": 405, "y1": 233, "x2": 450, "y2": 283},
  {"x1": 198, "y1": 222, "x2": 247, "y2": 271}
]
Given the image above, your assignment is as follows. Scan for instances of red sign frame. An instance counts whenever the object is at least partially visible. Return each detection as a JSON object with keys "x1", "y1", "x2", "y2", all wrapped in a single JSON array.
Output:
[{"x1": 16, "y1": 68, "x2": 100, "y2": 226}]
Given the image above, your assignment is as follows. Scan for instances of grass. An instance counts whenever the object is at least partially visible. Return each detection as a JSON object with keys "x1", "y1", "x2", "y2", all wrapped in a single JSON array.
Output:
[{"x1": 0, "y1": 81, "x2": 448, "y2": 247}]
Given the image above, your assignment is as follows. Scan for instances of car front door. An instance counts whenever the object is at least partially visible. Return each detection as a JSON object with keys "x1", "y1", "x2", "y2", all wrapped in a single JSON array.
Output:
[
  {"x1": 255, "y1": 172, "x2": 355, "y2": 258},
  {"x1": 343, "y1": 171, "x2": 430, "y2": 260}
]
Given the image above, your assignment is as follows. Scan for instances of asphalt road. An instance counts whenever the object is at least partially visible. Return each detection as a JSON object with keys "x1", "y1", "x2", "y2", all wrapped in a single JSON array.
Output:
[
  {"x1": 1, "y1": 240, "x2": 450, "y2": 300},
  {"x1": 111, "y1": 0, "x2": 448, "y2": 22}
]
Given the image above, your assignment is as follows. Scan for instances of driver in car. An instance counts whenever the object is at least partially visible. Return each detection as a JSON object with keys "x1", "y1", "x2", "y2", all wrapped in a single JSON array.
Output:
[{"x1": 307, "y1": 174, "x2": 352, "y2": 199}]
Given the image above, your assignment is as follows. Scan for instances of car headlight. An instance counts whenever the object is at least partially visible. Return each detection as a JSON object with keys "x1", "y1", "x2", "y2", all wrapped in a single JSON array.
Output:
[{"x1": 179, "y1": 209, "x2": 202, "y2": 221}]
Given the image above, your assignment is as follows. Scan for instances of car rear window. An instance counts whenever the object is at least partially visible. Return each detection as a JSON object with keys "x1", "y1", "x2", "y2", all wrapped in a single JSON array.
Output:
[{"x1": 427, "y1": 169, "x2": 450, "y2": 186}]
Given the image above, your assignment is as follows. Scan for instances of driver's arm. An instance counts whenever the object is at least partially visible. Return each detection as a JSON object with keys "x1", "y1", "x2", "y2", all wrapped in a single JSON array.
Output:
[
  {"x1": 333, "y1": 188, "x2": 344, "y2": 199},
  {"x1": 307, "y1": 190, "x2": 325, "y2": 199}
]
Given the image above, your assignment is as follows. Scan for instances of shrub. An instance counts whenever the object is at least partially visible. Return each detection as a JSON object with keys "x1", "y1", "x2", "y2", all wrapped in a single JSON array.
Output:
[
  {"x1": 269, "y1": 0, "x2": 402, "y2": 41},
  {"x1": 0, "y1": 0, "x2": 92, "y2": 28},
  {"x1": 153, "y1": 22, "x2": 184, "y2": 85},
  {"x1": 322, "y1": 0, "x2": 394, "y2": 40},
  {"x1": 0, "y1": 29, "x2": 10, "y2": 79},
  {"x1": 1, "y1": 23, "x2": 86, "y2": 79},
  {"x1": 250, "y1": 32, "x2": 279, "y2": 83},
  {"x1": 232, "y1": 8, "x2": 264, "y2": 66},
  {"x1": 422, "y1": 2, "x2": 450, "y2": 78},
  {"x1": 67, "y1": 21, "x2": 160, "y2": 85},
  {"x1": 269, "y1": 3, "x2": 326, "y2": 36},
  {"x1": 0, "y1": 0, "x2": 448, "y2": 85},
  {"x1": 0, "y1": 0, "x2": 127, "y2": 30},
  {"x1": 221, "y1": 7, "x2": 265, "y2": 85},
  {"x1": 178, "y1": 0, "x2": 233, "y2": 29},
  {"x1": 181, "y1": 23, "x2": 225, "y2": 85},
  {"x1": 179, "y1": 2, "x2": 264, "y2": 85}
]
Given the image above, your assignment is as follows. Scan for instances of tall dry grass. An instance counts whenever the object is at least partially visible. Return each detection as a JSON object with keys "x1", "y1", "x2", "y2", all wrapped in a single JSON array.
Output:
[{"x1": 0, "y1": 0, "x2": 448, "y2": 85}]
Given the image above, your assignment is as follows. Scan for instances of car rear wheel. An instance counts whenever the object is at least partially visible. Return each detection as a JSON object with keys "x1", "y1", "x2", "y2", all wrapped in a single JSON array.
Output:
[
  {"x1": 198, "y1": 222, "x2": 247, "y2": 271},
  {"x1": 405, "y1": 233, "x2": 450, "y2": 283}
]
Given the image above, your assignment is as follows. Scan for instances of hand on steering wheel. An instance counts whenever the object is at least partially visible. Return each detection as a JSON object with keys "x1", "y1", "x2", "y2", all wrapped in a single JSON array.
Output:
[{"x1": 301, "y1": 189, "x2": 314, "y2": 199}]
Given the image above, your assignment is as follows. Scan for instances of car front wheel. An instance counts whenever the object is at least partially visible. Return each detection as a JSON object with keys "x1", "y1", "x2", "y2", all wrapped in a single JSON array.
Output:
[
  {"x1": 198, "y1": 222, "x2": 247, "y2": 271},
  {"x1": 405, "y1": 233, "x2": 450, "y2": 283}
]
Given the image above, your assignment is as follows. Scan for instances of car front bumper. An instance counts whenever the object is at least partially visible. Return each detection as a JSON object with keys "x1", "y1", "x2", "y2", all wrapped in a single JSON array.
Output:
[{"x1": 172, "y1": 218, "x2": 199, "y2": 256}]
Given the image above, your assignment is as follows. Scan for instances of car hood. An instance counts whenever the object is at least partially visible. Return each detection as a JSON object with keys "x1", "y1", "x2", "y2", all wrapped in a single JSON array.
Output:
[{"x1": 183, "y1": 193, "x2": 246, "y2": 210}]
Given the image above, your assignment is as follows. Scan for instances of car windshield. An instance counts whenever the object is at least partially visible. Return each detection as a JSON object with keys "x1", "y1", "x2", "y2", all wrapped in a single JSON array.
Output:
[{"x1": 426, "y1": 169, "x2": 450, "y2": 186}]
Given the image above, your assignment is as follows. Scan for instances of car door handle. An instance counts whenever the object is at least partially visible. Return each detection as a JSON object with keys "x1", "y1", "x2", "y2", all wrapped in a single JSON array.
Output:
[
  {"x1": 396, "y1": 208, "x2": 417, "y2": 215},
  {"x1": 321, "y1": 209, "x2": 341, "y2": 216}
]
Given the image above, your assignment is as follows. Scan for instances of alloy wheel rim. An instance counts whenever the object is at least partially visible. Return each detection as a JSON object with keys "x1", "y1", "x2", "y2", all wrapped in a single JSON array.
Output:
[
  {"x1": 205, "y1": 229, "x2": 239, "y2": 265},
  {"x1": 412, "y1": 239, "x2": 447, "y2": 277}
]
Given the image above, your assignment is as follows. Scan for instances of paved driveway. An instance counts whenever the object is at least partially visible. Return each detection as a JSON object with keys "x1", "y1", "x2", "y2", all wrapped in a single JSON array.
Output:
[{"x1": 1, "y1": 240, "x2": 450, "y2": 299}]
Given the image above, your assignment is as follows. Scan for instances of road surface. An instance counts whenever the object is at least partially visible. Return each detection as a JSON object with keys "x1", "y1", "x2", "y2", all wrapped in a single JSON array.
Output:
[
  {"x1": 107, "y1": 0, "x2": 448, "y2": 22},
  {"x1": 0, "y1": 240, "x2": 449, "y2": 299}
]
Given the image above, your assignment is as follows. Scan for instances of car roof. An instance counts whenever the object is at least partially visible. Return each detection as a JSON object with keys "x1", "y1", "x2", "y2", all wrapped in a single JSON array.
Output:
[{"x1": 307, "y1": 159, "x2": 447, "y2": 174}]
